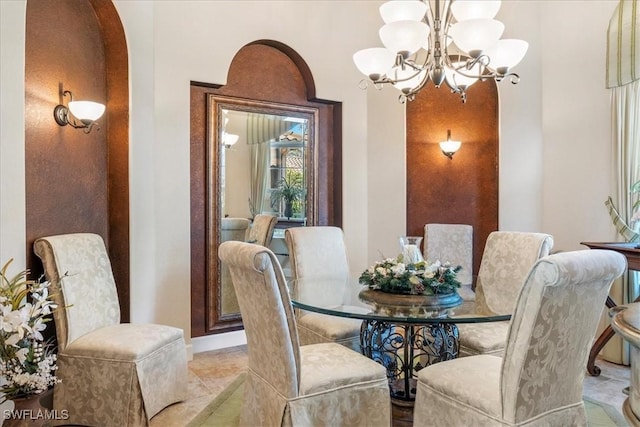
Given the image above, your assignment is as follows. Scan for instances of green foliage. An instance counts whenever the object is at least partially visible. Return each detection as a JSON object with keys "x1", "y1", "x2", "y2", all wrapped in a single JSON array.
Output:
[
  {"x1": 359, "y1": 256, "x2": 462, "y2": 295},
  {"x1": 271, "y1": 172, "x2": 306, "y2": 211}
]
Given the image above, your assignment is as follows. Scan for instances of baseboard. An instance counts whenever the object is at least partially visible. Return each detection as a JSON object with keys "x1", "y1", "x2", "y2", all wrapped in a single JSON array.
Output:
[{"x1": 191, "y1": 330, "x2": 247, "y2": 354}]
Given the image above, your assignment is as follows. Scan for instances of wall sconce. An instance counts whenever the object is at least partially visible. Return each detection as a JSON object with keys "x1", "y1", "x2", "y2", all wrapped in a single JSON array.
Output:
[
  {"x1": 53, "y1": 89, "x2": 105, "y2": 134},
  {"x1": 439, "y1": 129, "x2": 462, "y2": 160},
  {"x1": 222, "y1": 132, "x2": 239, "y2": 149}
]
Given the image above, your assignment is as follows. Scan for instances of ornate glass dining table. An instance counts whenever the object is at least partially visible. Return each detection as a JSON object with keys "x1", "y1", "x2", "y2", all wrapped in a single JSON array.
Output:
[{"x1": 288, "y1": 276, "x2": 511, "y2": 417}]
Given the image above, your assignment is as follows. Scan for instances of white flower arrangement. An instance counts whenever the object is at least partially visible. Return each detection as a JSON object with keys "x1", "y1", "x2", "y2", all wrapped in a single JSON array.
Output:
[
  {"x1": 359, "y1": 255, "x2": 462, "y2": 296},
  {"x1": 0, "y1": 259, "x2": 60, "y2": 402}
]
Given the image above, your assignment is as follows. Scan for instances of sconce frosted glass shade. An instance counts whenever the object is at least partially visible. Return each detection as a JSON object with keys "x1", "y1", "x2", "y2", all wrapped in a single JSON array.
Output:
[
  {"x1": 391, "y1": 66, "x2": 428, "y2": 93},
  {"x1": 353, "y1": 48, "x2": 396, "y2": 79},
  {"x1": 451, "y1": 0, "x2": 501, "y2": 21},
  {"x1": 483, "y1": 39, "x2": 529, "y2": 71},
  {"x1": 440, "y1": 139, "x2": 462, "y2": 154},
  {"x1": 379, "y1": 20, "x2": 429, "y2": 56},
  {"x1": 449, "y1": 19, "x2": 504, "y2": 55},
  {"x1": 444, "y1": 61, "x2": 481, "y2": 90},
  {"x1": 68, "y1": 101, "x2": 105, "y2": 122},
  {"x1": 222, "y1": 132, "x2": 239, "y2": 147},
  {"x1": 379, "y1": 0, "x2": 428, "y2": 24}
]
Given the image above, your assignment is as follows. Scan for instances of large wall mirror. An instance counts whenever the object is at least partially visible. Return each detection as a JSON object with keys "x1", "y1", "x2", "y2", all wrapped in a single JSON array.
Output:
[
  {"x1": 208, "y1": 95, "x2": 318, "y2": 329},
  {"x1": 190, "y1": 40, "x2": 342, "y2": 337}
]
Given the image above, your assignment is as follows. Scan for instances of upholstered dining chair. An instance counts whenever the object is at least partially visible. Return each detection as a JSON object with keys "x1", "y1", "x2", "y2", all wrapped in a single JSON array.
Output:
[
  {"x1": 285, "y1": 226, "x2": 362, "y2": 350},
  {"x1": 457, "y1": 231, "x2": 554, "y2": 357},
  {"x1": 414, "y1": 249, "x2": 626, "y2": 427},
  {"x1": 424, "y1": 223, "x2": 474, "y2": 301},
  {"x1": 34, "y1": 233, "x2": 188, "y2": 427},
  {"x1": 218, "y1": 241, "x2": 391, "y2": 426},
  {"x1": 246, "y1": 213, "x2": 277, "y2": 246},
  {"x1": 220, "y1": 217, "x2": 252, "y2": 316}
]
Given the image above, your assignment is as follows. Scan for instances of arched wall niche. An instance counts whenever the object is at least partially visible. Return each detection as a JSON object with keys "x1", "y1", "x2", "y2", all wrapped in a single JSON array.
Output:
[
  {"x1": 24, "y1": 0, "x2": 130, "y2": 320},
  {"x1": 190, "y1": 40, "x2": 343, "y2": 336},
  {"x1": 406, "y1": 80, "x2": 499, "y2": 281}
]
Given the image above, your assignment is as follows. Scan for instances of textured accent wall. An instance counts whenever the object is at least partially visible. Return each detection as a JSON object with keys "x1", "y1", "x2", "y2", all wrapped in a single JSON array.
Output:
[
  {"x1": 406, "y1": 80, "x2": 499, "y2": 279},
  {"x1": 24, "y1": 0, "x2": 130, "y2": 320}
]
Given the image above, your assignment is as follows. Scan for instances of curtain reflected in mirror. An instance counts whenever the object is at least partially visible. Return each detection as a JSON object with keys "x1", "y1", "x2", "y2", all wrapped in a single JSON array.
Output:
[{"x1": 208, "y1": 95, "x2": 317, "y2": 326}]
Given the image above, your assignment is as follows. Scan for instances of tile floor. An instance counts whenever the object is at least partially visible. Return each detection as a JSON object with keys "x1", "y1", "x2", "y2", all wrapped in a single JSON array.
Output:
[
  {"x1": 583, "y1": 357, "x2": 631, "y2": 415},
  {"x1": 150, "y1": 345, "x2": 249, "y2": 427},
  {"x1": 150, "y1": 345, "x2": 630, "y2": 426}
]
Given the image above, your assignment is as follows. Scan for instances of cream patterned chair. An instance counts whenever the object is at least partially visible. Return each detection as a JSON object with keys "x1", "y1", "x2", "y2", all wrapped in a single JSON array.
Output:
[
  {"x1": 424, "y1": 223, "x2": 474, "y2": 301},
  {"x1": 246, "y1": 214, "x2": 277, "y2": 247},
  {"x1": 221, "y1": 217, "x2": 251, "y2": 316},
  {"x1": 218, "y1": 241, "x2": 391, "y2": 426},
  {"x1": 221, "y1": 217, "x2": 250, "y2": 242},
  {"x1": 414, "y1": 249, "x2": 626, "y2": 427},
  {"x1": 457, "y1": 231, "x2": 554, "y2": 357},
  {"x1": 285, "y1": 226, "x2": 362, "y2": 351},
  {"x1": 34, "y1": 233, "x2": 188, "y2": 427}
]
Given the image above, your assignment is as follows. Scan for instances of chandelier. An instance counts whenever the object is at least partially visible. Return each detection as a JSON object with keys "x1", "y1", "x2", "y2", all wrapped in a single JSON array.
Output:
[{"x1": 353, "y1": 0, "x2": 528, "y2": 103}]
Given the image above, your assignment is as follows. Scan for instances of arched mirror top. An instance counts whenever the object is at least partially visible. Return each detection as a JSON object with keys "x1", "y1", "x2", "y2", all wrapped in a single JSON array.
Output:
[
  {"x1": 208, "y1": 95, "x2": 319, "y2": 227},
  {"x1": 218, "y1": 39, "x2": 316, "y2": 104}
]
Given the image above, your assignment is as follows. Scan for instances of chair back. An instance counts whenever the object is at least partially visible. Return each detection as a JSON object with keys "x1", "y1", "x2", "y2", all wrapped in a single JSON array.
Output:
[
  {"x1": 218, "y1": 241, "x2": 300, "y2": 398},
  {"x1": 285, "y1": 226, "x2": 349, "y2": 279},
  {"x1": 33, "y1": 233, "x2": 121, "y2": 352},
  {"x1": 424, "y1": 223, "x2": 473, "y2": 286},
  {"x1": 248, "y1": 214, "x2": 278, "y2": 246},
  {"x1": 475, "y1": 231, "x2": 553, "y2": 315},
  {"x1": 501, "y1": 250, "x2": 626, "y2": 423},
  {"x1": 221, "y1": 217, "x2": 250, "y2": 242}
]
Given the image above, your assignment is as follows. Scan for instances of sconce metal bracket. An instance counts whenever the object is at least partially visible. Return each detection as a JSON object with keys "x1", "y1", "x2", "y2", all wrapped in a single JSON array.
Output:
[{"x1": 53, "y1": 104, "x2": 70, "y2": 127}]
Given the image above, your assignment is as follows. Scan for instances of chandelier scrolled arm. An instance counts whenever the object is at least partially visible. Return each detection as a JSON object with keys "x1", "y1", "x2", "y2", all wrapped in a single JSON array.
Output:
[
  {"x1": 497, "y1": 72, "x2": 521, "y2": 85},
  {"x1": 352, "y1": 0, "x2": 528, "y2": 103}
]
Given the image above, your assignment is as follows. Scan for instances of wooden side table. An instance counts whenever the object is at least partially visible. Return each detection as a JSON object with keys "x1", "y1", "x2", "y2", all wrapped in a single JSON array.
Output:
[{"x1": 581, "y1": 241, "x2": 640, "y2": 375}]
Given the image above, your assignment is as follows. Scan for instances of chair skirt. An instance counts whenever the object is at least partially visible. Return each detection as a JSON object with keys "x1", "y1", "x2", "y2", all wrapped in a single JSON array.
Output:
[
  {"x1": 53, "y1": 324, "x2": 188, "y2": 427},
  {"x1": 241, "y1": 343, "x2": 390, "y2": 427}
]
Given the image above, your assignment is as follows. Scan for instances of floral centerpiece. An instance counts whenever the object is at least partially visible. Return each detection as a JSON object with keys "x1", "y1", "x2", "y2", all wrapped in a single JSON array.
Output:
[
  {"x1": 359, "y1": 255, "x2": 462, "y2": 296},
  {"x1": 0, "y1": 259, "x2": 59, "y2": 403}
]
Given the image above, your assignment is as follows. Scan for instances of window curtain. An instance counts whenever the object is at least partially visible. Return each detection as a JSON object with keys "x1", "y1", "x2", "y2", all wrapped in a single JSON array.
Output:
[
  {"x1": 246, "y1": 114, "x2": 297, "y2": 216},
  {"x1": 603, "y1": 0, "x2": 640, "y2": 365}
]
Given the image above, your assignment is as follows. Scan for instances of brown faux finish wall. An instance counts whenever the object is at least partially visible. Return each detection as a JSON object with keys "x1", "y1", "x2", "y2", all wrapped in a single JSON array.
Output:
[
  {"x1": 406, "y1": 81, "x2": 499, "y2": 279},
  {"x1": 25, "y1": 0, "x2": 130, "y2": 321}
]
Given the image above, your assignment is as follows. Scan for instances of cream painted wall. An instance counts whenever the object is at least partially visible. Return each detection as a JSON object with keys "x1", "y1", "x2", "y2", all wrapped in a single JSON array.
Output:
[
  {"x1": 540, "y1": 0, "x2": 619, "y2": 251},
  {"x1": 0, "y1": 1, "x2": 621, "y2": 352},
  {"x1": 497, "y1": 0, "x2": 544, "y2": 233},
  {"x1": 223, "y1": 120, "x2": 251, "y2": 219},
  {"x1": 0, "y1": 1, "x2": 27, "y2": 267}
]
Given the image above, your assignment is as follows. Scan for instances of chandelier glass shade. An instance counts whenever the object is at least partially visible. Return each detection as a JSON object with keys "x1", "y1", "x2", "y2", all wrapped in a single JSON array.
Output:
[{"x1": 353, "y1": 0, "x2": 528, "y2": 103}]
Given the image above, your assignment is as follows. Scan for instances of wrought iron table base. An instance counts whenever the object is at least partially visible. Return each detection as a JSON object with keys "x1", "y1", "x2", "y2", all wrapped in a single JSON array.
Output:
[{"x1": 360, "y1": 320, "x2": 459, "y2": 401}]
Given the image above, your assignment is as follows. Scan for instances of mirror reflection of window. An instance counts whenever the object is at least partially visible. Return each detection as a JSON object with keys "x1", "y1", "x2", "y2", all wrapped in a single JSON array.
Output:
[
  {"x1": 220, "y1": 108, "x2": 309, "y2": 224},
  {"x1": 268, "y1": 122, "x2": 306, "y2": 222}
]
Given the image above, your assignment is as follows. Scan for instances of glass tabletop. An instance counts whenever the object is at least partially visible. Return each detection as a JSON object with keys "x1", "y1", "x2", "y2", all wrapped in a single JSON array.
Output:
[{"x1": 288, "y1": 276, "x2": 511, "y2": 324}]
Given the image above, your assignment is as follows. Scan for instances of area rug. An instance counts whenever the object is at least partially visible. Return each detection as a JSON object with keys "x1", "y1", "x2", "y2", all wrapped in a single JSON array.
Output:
[
  {"x1": 186, "y1": 373, "x2": 244, "y2": 427},
  {"x1": 189, "y1": 373, "x2": 628, "y2": 427},
  {"x1": 584, "y1": 397, "x2": 628, "y2": 427}
]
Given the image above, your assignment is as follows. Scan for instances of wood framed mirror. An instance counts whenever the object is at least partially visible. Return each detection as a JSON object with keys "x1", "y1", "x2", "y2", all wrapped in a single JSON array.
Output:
[
  {"x1": 190, "y1": 40, "x2": 342, "y2": 337},
  {"x1": 207, "y1": 95, "x2": 318, "y2": 330}
]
